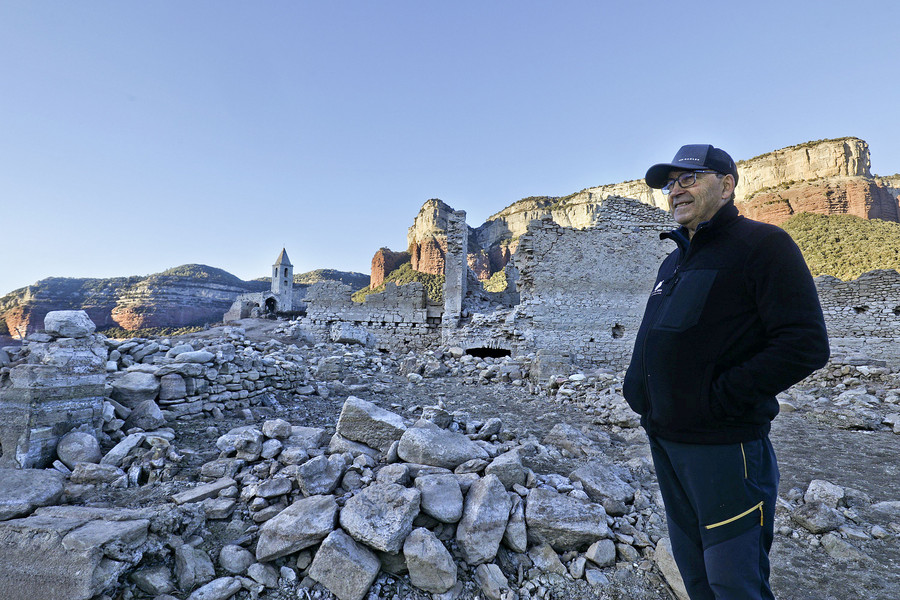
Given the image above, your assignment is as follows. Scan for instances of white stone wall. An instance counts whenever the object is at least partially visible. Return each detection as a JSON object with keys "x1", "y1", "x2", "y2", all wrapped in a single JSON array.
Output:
[
  {"x1": 304, "y1": 281, "x2": 440, "y2": 353},
  {"x1": 815, "y1": 269, "x2": 900, "y2": 362}
]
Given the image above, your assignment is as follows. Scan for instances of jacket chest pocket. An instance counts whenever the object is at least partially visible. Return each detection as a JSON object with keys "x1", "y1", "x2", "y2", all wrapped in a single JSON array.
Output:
[{"x1": 653, "y1": 269, "x2": 718, "y2": 332}]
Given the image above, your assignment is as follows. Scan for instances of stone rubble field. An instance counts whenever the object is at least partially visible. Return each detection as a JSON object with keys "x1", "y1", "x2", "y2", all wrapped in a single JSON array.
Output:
[{"x1": 1, "y1": 315, "x2": 899, "y2": 600}]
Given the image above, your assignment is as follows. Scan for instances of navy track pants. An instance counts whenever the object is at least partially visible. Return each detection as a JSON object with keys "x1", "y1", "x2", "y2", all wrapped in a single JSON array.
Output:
[{"x1": 649, "y1": 435, "x2": 779, "y2": 600}]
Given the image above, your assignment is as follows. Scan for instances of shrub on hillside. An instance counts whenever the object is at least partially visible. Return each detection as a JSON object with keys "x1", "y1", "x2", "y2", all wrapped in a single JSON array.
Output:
[
  {"x1": 782, "y1": 212, "x2": 900, "y2": 280},
  {"x1": 352, "y1": 262, "x2": 444, "y2": 303}
]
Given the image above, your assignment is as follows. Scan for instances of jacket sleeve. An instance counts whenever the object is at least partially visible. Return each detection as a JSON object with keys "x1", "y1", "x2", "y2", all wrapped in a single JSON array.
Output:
[{"x1": 710, "y1": 228, "x2": 829, "y2": 414}]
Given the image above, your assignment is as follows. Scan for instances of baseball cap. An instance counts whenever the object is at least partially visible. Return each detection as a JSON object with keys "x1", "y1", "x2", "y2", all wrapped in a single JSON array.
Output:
[{"x1": 645, "y1": 144, "x2": 739, "y2": 189}]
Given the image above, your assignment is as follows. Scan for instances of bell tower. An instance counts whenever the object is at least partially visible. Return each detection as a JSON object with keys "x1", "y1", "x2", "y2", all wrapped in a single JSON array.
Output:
[{"x1": 271, "y1": 248, "x2": 293, "y2": 311}]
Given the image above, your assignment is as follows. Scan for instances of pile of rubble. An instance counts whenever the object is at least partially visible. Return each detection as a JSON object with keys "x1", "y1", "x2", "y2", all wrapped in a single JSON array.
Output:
[{"x1": 2, "y1": 311, "x2": 900, "y2": 600}]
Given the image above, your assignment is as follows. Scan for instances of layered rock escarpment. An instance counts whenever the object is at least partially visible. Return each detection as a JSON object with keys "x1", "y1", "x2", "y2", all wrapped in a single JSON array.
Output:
[
  {"x1": 370, "y1": 248, "x2": 411, "y2": 289},
  {"x1": 739, "y1": 177, "x2": 900, "y2": 226},
  {"x1": 735, "y1": 138, "x2": 872, "y2": 199},
  {"x1": 372, "y1": 199, "x2": 491, "y2": 284},
  {"x1": 373, "y1": 138, "x2": 897, "y2": 289},
  {"x1": 406, "y1": 199, "x2": 454, "y2": 276},
  {"x1": 1, "y1": 266, "x2": 269, "y2": 338},
  {"x1": 734, "y1": 138, "x2": 899, "y2": 225}
]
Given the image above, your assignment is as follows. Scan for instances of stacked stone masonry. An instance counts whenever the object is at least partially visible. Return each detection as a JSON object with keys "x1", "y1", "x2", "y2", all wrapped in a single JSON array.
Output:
[{"x1": 302, "y1": 281, "x2": 442, "y2": 353}]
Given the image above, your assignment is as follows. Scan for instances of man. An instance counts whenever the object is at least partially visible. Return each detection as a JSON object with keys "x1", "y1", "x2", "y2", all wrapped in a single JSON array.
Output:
[{"x1": 623, "y1": 144, "x2": 829, "y2": 599}]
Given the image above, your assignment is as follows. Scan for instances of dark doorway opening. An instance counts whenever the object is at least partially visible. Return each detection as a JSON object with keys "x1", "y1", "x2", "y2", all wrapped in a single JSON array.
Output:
[
  {"x1": 465, "y1": 347, "x2": 511, "y2": 358},
  {"x1": 265, "y1": 297, "x2": 277, "y2": 313}
]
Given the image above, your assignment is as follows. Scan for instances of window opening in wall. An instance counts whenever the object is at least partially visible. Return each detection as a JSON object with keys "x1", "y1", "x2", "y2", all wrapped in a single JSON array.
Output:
[
  {"x1": 894, "y1": 306, "x2": 900, "y2": 316},
  {"x1": 465, "y1": 347, "x2": 512, "y2": 358},
  {"x1": 853, "y1": 306, "x2": 868, "y2": 314},
  {"x1": 611, "y1": 323, "x2": 625, "y2": 338},
  {"x1": 284, "y1": 268, "x2": 288, "y2": 277}
]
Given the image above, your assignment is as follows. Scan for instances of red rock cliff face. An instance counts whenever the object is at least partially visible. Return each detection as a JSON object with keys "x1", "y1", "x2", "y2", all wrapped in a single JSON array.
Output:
[
  {"x1": 738, "y1": 177, "x2": 900, "y2": 226},
  {"x1": 467, "y1": 251, "x2": 491, "y2": 281},
  {"x1": 370, "y1": 248, "x2": 411, "y2": 288},
  {"x1": 409, "y1": 237, "x2": 447, "y2": 276}
]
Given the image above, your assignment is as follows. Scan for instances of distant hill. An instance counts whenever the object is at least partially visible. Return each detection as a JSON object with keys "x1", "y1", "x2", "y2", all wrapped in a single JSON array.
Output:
[
  {"x1": 782, "y1": 213, "x2": 900, "y2": 280},
  {"x1": 254, "y1": 269, "x2": 369, "y2": 290},
  {"x1": 0, "y1": 264, "x2": 364, "y2": 338}
]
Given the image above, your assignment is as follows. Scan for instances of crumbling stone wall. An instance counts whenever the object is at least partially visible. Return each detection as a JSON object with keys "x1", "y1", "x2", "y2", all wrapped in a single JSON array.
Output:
[
  {"x1": 443, "y1": 197, "x2": 674, "y2": 373},
  {"x1": 0, "y1": 312, "x2": 107, "y2": 468},
  {"x1": 303, "y1": 281, "x2": 441, "y2": 353},
  {"x1": 442, "y1": 210, "x2": 468, "y2": 328},
  {"x1": 815, "y1": 269, "x2": 900, "y2": 362},
  {"x1": 511, "y1": 207, "x2": 673, "y2": 373}
]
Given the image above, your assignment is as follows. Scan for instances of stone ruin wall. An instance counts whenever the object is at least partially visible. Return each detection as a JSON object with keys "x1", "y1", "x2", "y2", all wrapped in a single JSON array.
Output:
[
  {"x1": 815, "y1": 269, "x2": 900, "y2": 362},
  {"x1": 509, "y1": 199, "x2": 674, "y2": 372},
  {"x1": 302, "y1": 280, "x2": 441, "y2": 353},
  {"x1": 446, "y1": 194, "x2": 900, "y2": 372},
  {"x1": 0, "y1": 313, "x2": 316, "y2": 469}
]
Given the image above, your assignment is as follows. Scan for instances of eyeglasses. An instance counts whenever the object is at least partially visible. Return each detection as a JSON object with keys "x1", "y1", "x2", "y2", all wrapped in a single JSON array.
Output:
[{"x1": 661, "y1": 170, "x2": 720, "y2": 195}]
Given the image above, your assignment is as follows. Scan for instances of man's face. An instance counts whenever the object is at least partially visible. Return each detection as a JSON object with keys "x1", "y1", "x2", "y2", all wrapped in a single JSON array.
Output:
[{"x1": 666, "y1": 170, "x2": 730, "y2": 235}]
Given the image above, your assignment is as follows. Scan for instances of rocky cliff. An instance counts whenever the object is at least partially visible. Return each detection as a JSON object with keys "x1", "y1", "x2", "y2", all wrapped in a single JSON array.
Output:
[
  {"x1": 370, "y1": 248, "x2": 411, "y2": 288},
  {"x1": 735, "y1": 137, "x2": 872, "y2": 199},
  {"x1": 470, "y1": 137, "x2": 898, "y2": 271},
  {"x1": 739, "y1": 177, "x2": 900, "y2": 226},
  {"x1": 406, "y1": 199, "x2": 454, "y2": 276},
  {"x1": 381, "y1": 138, "x2": 898, "y2": 285},
  {"x1": 0, "y1": 266, "x2": 268, "y2": 338},
  {"x1": 0, "y1": 266, "x2": 367, "y2": 338}
]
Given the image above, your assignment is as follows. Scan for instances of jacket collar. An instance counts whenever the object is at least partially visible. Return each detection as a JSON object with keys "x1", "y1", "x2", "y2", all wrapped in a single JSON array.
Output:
[{"x1": 660, "y1": 200, "x2": 740, "y2": 249}]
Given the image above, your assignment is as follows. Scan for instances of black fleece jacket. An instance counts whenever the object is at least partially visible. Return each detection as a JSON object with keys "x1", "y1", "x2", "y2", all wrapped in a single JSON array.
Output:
[{"x1": 623, "y1": 201, "x2": 830, "y2": 444}]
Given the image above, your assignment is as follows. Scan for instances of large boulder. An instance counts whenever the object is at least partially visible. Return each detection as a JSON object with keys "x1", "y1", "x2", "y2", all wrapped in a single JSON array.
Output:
[
  {"x1": 456, "y1": 474, "x2": 511, "y2": 565},
  {"x1": 256, "y1": 495, "x2": 339, "y2": 561},
  {"x1": 216, "y1": 426, "x2": 264, "y2": 462},
  {"x1": 398, "y1": 427, "x2": 490, "y2": 469},
  {"x1": 654, "y1": 538, "x2": 689, "y2": 600},
  {"x1": 330, "y1": 323, "x2": 374, "y2": 347},
  {"x1": 308, "y1": 529, "x2": 381, "y2": 600},
  {"x1": 296, "y1": 454, "x2": 348, "y2": 496},
  {"x1": 43, "y1": 311, "x2": 96, "y2": 338},
  {"x1": 525, "y1": 487, "x2": 609, "y2": 550},
  {"x1": 0, "y1": 469, "x2": 66, "y2": 521},
  {"x1": 415, "y1": 474, "x2": 464, "y2": 523},
  {"x1": 110, "y1": 372, "x2": 160, "y2": 408},
  {"x1": 175, "y1": 544, "x2": 216, "y2": 591},
  {"x1": 336, "y1": 396, "x2": 407, "y2": 452},
  {"x1": 339, "y1": 483, "x2": 421, "y2": 553},
  {"x1": 124, "y1": 400, "x2": 166, "y2": 431},
  {"x1": 56, "y1": 431, "x2": 102, "y2": 469},
  {"x1": 569, "y1": 461, "x2": 635, "y2": 505},
  {"x1": 404, "y1": 527, "x2": 457, "y2": 594},
  {"x1": 0, "y1": 506, "x2": 149, "y2": 600}
]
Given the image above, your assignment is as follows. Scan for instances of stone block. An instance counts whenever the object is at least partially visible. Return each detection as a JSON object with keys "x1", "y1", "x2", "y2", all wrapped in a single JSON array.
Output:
[
  {"x1": 255, "y1": 495, "x2": 338, "y2": 561},
  {"x1": 339, "y1": 483, "x2": 420, "y2": 553},
  {"x1": 308, "y1": 529, "x2": 380, "y2": 600},
  {"x1": 43, "y1": 311, "x2": 96, "y2": 338},
  {"x1": 0, "y1": 468, "x2": 65, "y2": 521},
  {"x1": 0, "y1": 507, "x2": 149, "y2": 600},
  {"x1": 525, "y1": 487, "x2": 609, "y2": 550},
  {"x1": 336, "y1": 396, "x2": 407, "y2": 452}
]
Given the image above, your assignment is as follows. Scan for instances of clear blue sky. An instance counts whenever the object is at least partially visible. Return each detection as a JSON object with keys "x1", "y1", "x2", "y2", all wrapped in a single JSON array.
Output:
[{"x1": 2, "y1": 1, "x2": 898, "y2": 296}]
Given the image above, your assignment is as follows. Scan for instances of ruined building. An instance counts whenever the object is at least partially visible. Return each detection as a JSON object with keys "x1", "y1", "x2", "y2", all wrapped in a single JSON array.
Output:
[
  {"x1": 301, "y1": 193, "x2": 900, "y2": 373},
  {"x1": 224, "y1": 249, "x2": 302, "y2": 321}
]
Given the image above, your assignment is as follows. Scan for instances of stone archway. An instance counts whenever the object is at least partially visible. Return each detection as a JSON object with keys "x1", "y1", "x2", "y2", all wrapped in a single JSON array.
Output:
[{"x1": 265, "y1": 297, "x2": 277, "y2": 313}]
